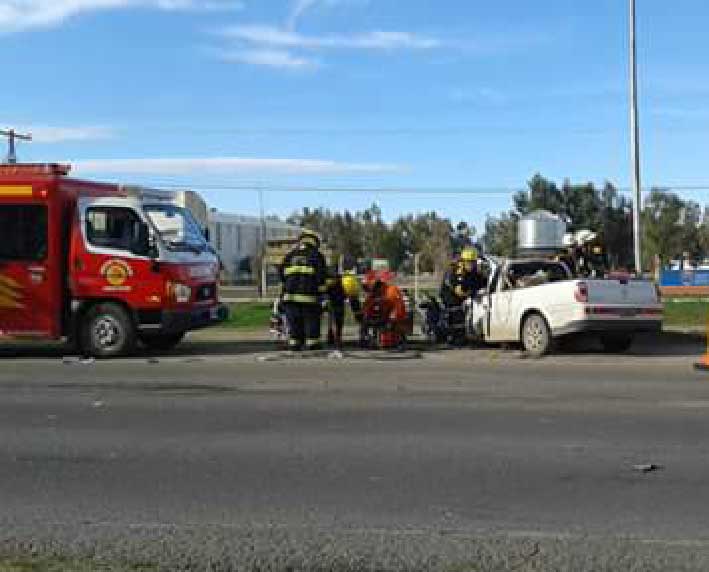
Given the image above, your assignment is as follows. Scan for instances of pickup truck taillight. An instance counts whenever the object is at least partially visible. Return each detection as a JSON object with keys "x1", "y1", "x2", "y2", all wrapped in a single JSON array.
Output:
[{"x1": 574, "y1": 282, "x2": 589, "y2": 303}]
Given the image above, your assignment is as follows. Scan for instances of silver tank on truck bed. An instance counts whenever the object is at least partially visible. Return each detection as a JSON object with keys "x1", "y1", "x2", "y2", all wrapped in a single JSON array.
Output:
[{"x1": 517, "y1": 210, "x2": 567, "y2": 255}]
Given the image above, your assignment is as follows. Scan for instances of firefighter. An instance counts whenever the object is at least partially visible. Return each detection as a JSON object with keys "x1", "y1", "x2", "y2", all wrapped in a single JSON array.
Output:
[
  {"x1": 557, "y1": 235, "x2": 577, "y2": 276},
  {"x1": 440, "y1": 247, "x2": 485, "y2": 308},
  {"x1": 325, "y1": 270, "x2": 362, "y2": 349},
  {"x1": 279, "y1": 229, "x2": 327, "y2": 351},
  {"x1": 361, "y1": 275, "x2": 410, "y2": 348}
]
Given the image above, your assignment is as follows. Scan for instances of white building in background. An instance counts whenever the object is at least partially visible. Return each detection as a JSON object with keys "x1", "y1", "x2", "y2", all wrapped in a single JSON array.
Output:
[{"x1": 207, "y1": 210, "x2": 301, "y2": 283}]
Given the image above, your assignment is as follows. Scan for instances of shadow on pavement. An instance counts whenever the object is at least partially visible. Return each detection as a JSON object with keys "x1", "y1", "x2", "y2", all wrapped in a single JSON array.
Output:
[
  {"x1": 0, "y1": 339, "x2": 282, "y2": 360},
  {"x1": 0, "y1": 331, "x2": 703, "y2": 360},
  {"x1": 556, "y1": 331, "x2": 705, "y2": 358}
]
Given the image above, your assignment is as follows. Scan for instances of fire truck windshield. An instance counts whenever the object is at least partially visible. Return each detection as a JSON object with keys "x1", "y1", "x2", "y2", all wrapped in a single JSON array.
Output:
[{"x1": 144, "y1": 205, "x2": 207, "y2": 253}]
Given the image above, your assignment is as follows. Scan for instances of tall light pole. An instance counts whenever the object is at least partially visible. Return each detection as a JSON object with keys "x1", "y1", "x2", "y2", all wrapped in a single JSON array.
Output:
[{"x1": 629, "y1": 0, "x2": 643, "y2": 275}]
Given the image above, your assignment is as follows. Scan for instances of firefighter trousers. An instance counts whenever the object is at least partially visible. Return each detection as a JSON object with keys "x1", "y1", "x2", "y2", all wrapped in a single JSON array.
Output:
[{"x1": 284, "y1": 302, "x2": 322, "y2": 349}]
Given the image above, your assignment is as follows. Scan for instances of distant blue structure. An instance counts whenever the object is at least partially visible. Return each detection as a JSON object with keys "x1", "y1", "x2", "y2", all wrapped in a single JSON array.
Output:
[{"x1": 660, "y1": 269, "x2": 709, "y2": 287}]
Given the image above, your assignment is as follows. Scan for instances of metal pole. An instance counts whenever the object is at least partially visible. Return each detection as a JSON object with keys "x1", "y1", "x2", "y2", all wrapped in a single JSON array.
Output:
[
  {"x1": 414, "y1": 253, "x2": 420, "y2": 304},
  {"x1": 629, "y1": 0, "x2": 643, "y2": 275},
  {"x1": 259, "y1": 187, "x2": 267, "y2": 300}
]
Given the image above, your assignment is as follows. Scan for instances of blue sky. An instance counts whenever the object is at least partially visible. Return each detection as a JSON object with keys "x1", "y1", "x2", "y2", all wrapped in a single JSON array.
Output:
[{"x1": 2, "y1": 0, "x2": 709, "y2": 232}]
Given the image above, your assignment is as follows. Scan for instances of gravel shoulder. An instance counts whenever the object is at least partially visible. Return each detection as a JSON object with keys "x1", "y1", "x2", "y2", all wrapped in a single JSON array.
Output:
[{"x1": 5, "y1": 525, "x2": 709, "y2": 572}]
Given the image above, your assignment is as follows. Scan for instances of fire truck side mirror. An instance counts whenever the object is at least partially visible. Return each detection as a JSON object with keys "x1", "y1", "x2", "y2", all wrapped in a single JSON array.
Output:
[{"x1": 203, "y1": 227, "x2": 210, "y2": 242}]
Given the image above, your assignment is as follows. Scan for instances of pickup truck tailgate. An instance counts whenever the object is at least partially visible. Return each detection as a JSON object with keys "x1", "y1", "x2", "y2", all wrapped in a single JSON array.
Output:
[{"x1": 586, "y1": 279, "x2": 658, "y2": 306}]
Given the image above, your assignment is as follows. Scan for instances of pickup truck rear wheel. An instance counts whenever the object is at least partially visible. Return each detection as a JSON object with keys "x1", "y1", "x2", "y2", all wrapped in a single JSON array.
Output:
[
  {"x1": 80, "y1": 303, "x2": 136, "y2": 358},
  {"x1": 521, "y1": 313, "x2": 552, "y2": 357},
  {"x1": 600, "y1": 334, "x2": 633, "y2": 353},
  {"x1": 139, "y1": 332, "x2": 185, "y2": 351}
]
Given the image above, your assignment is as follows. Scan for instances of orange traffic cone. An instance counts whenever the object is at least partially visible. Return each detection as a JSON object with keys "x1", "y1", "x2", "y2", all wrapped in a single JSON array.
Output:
[{"x1": 694, "y1": 313, "x2": 709, "y2": 371}]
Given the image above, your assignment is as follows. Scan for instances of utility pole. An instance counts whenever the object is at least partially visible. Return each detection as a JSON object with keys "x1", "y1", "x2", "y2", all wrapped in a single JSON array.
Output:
[
  {"x1": 629, "y1": 0, "x2": 643, "y2": 275},
  {"x1": 258, "y1": 187, "x2": 268, "y2": 299},
  {"x1": 0, "y1": 129, "x2": 32, "y2": 164}
]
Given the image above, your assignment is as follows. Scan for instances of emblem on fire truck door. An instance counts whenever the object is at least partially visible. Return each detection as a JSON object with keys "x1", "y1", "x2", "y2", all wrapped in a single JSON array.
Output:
[{"x1": 100, "y1": 259, "x2": 134, "y2": 290}]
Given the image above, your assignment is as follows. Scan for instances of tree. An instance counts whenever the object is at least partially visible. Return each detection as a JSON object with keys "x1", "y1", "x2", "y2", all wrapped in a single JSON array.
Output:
[
  {"x1": 284, "y1": 175, "x2": 709, "y2": 274},
  {"x1": 561, "y1": 180, "x2": 601, "y2": 232},
  {"x1": 451, "y1": 221, "x2": 476, "y2": 252},
  {"x1": 642, "y1": 189, "x2": 688, "y2": 268},
  {"x1": 483, "y1": 212, "x2": 518, "y2": 256},
  {"x1": 514, "y1": 173, "x2": 563, "y2": 215},
  {"x1": 599, "y1": 182, "x2": 633, "y2": 269}
]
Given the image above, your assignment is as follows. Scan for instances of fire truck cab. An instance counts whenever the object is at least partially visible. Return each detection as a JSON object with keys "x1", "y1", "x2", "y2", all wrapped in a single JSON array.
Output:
[{"x1": 0, "y1": 163, "x2": 227, "y2": 356}]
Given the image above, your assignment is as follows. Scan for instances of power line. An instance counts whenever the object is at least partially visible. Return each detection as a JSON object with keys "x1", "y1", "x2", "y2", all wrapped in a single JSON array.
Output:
[
  {"x1": 121, "y1": 181, "x2": 709, "y2": 196},
  {"x1": 125, "y1": 182, "x2": 524, "y2": 195}
]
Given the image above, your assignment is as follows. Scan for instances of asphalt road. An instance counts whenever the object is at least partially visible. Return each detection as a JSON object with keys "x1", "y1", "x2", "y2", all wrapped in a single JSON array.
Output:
[{"x1": 2, "y1": 333, "x2": 709, "y2": 570}]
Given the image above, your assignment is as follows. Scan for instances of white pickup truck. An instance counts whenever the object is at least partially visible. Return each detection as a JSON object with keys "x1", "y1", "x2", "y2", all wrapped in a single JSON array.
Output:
[{"x1": 470, "y1": 258, "x2": 663, "y2": 356}]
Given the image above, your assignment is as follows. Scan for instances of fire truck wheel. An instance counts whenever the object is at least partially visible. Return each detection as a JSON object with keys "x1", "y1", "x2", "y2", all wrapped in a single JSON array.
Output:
[
  {"x1": 81, "y1": 303, "x2": 136, "y2": 358},
  {"x1": 139, "y1": 332, "x2": 185, "y2": 351}
]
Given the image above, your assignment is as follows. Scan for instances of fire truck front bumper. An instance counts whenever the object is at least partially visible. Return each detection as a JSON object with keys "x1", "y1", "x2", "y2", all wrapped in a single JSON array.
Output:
[{"x1": 138, "y1": 304, "x2": 229, "y2": 334}]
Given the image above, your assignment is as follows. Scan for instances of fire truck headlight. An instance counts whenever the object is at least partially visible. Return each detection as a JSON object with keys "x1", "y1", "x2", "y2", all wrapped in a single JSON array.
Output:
[{"x1": 168, "y1": 282, "x2": 192, "y2": 304}]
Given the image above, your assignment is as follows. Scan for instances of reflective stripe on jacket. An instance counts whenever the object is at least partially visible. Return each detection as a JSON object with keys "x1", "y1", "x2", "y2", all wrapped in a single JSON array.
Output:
[{"x1": 279, "y1": 244, "x2": 326, "y2": 304}]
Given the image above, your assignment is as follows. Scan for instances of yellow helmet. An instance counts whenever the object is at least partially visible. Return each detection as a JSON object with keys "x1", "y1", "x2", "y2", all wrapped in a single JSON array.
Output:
[
  {"x1": 342, "y1": 273, "x2": 361, "y2": 298},
  {"x1": 299, "y1": 229, "x2": 321, "y2": 248},
  {"x1": 460, "y1": 247, "x2": 478, "y2": 262}
]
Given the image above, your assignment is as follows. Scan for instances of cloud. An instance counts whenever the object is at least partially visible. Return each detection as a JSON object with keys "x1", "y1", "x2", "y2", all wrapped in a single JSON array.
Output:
[
  {"x1": 286, "y1": 0, "x2": 368, "y2": 30},
  {"x1": 0, "y1": 0, "x2": 240, "y2": 33},
  {"x1": 215, "y1": 47, "x2": 318, "y2": 69},
  {"x1": 4, "y1": 124, "x2": 114, "y2": 143},
  {"x1": 221, "y1": 25, "x2": 442, "y2": 51},
  {"x1": 72, "y1": 156, "x2": 403, "y2": 176},
  {"x1": 286, "y1": 0, "x2": 316, "y2": 30}
]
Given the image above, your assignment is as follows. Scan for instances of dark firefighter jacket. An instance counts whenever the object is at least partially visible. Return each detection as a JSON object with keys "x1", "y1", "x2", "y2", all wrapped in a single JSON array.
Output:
[
  {"x1": 440, "y1": 268, "x2": 486, "y2": 307},
  {"x1": 326, "y1": 276, "x2": 362, "y2": 317},
  {"x1": 279, "y1": 244, "x2": 327, "y2": 304}
]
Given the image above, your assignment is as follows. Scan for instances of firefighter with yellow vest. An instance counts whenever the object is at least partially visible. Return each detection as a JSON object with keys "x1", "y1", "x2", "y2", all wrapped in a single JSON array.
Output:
[{"x1": 279, "y1": 229, "x2": 327, "y2": 351}]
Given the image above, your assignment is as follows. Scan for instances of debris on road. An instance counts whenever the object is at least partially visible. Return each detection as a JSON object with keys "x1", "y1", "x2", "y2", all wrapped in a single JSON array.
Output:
[
  {"x1": 91, "y1": 400, "x2": 105, "y2": 409},
  {"x1": 632, "y1": 463, "x2": 663, "y2": 473},
  {"x1": 62, "y1": 357, "x2": 95, "y2": 365}
]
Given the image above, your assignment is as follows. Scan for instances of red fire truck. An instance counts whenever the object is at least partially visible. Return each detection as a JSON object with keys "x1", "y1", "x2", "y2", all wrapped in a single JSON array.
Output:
[{"x1": 0, "y1": 163, "x2": 227, "y2": 356}]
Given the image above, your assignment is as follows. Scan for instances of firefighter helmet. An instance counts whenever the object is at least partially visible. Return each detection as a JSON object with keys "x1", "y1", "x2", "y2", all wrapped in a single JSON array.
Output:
[
  {"x1": 342, "y1": 273, "x2": 361, "y2": 298},
  {"x1": 299, "y1": 229, "x2": 321, "y2": 248},
  {"x1": 460, "y1": 247, "x2": 478, "y2": 262}
]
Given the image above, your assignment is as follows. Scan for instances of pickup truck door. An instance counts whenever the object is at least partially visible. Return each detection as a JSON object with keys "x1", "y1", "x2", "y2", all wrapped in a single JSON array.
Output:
[{"x1": 488, "y1": 268, "x2": 514, "y2": 341}]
